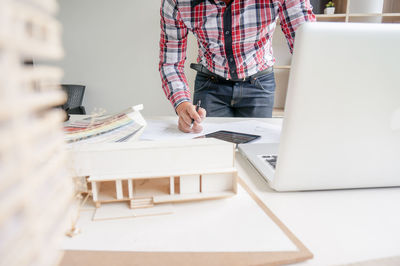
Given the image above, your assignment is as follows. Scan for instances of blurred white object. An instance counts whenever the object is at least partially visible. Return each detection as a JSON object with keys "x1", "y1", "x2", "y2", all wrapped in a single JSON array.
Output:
[
  {"x1": 349, "y1": 0, "x2": 384, "y2": 23},
  {"x1": 239, "y1": 22, "x2": 400, "y2": 191},
  {"x1": 0, "y1": 0, "x2": 75, "y2": 266}
]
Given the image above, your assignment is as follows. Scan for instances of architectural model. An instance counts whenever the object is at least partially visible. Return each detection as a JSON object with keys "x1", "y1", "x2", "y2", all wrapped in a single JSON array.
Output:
[
  {"x1": 69, "y1": 138, "x2": 238, "y2": 210},
  {"x1": 0, "y1": 0, "x2": 74, "y2": 265}
]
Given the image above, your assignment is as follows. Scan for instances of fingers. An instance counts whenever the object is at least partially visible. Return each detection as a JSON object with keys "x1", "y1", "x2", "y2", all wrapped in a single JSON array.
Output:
[
  {"x1": 176, "y1": 102, "x2": 207, "y2": 133},
  {"x1": 187, "y1": 105, "x2": 201, "y2": 123},
  {"x1": 182, "y1": 110, "x2": 194, "y2": 126},
  {"x1": 179, "y1": 118, "x2": 203, "y2": 134},
  {"x1": 191, "y1": 121, "x2": 203, "y2": 133},
  {"x1": 178, "y1": 116, "x2": 192, "y2": 133},
  {"x1": 197, "y1": 107, "x2": 206, "y2": 121}
]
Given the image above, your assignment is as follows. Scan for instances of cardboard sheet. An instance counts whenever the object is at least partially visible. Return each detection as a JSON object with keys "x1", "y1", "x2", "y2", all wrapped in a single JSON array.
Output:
[{"x1": 61, "y1": 179, "x2": 312, "y2": 265}]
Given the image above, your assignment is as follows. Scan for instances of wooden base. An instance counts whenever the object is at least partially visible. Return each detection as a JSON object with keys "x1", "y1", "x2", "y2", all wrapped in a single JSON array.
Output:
[
  {"x1": 60, "y1": 178, "x2": 313, "y2": 266},
  {"x1": 61, "y1": 250, "x2": 312, "y2": 266}
]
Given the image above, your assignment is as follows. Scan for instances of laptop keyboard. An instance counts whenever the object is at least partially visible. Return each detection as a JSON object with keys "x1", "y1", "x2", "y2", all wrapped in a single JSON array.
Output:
[{"x1": 258, "y1": 155, "x2": 278, "y2": 169}]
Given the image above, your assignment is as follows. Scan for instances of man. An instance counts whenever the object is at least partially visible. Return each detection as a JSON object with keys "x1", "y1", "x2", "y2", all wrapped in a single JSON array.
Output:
[{"x1": 159, "y1": 0, "x2": 315, "y2": 133}]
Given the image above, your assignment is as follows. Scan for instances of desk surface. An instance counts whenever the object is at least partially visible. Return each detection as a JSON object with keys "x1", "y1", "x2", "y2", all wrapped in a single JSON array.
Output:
[{"x1": 64, "y1": 116, "x2": 400, "y2": 265}]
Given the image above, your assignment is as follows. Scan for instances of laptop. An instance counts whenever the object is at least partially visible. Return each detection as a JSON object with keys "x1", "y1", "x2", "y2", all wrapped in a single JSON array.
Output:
[{"x1": 239, "y1": 22, "x2": 400, "y2": 191}]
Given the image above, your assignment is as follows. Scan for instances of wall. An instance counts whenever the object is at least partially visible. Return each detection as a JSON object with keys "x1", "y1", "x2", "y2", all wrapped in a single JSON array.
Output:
[
  {"x1": 272, "y1": 24, "x2": 292, "y2": 110},
  {"x1": 57, "y1": 0, "x2": 199, "y2": 116}
]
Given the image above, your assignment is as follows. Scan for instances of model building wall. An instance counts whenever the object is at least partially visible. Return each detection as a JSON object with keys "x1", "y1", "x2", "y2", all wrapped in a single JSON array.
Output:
[{"x1": 0, "y1": 0, "x2": 74, "y2": 265}]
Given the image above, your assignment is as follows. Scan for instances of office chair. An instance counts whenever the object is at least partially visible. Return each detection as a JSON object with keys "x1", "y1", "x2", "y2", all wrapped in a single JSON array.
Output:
[{"x1": 61, "y1": 84, "x2": 86, "y2": 115}]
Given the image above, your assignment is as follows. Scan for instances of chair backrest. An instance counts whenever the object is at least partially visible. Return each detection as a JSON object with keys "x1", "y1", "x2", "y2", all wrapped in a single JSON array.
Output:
[{"x1": 61, "y1": 84, "x2": 85, "y2": 110}]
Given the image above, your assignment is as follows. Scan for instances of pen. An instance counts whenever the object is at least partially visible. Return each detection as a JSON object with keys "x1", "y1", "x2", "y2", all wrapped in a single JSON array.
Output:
[{"x1": 191, "y1": 100, "x2": 202, "y2": 128}]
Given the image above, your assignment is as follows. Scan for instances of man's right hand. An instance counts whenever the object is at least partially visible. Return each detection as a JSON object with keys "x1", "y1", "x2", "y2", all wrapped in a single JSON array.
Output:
[{"x1": 176, "y1": 102, "x2": 206, "y2": 133}]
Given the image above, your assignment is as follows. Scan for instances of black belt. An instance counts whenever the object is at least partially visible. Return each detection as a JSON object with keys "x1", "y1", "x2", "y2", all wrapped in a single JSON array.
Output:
[{"x1": 190, "y1": 63, "x2": 273, "y2": 83}]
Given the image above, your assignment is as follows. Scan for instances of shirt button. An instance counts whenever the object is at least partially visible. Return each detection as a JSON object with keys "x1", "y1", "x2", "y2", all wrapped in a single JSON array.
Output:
[
  {"x1": 225, "y1": 31, "x2": 230, "y2": 35},
  {"x1": 229, "y1": 58, "x2": 234, "y2": 62}
]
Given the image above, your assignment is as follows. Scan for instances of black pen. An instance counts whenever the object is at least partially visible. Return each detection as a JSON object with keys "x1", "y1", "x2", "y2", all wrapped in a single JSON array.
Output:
[{"x1": 191, "y1": 100, "x2": 202, "y2": 128}]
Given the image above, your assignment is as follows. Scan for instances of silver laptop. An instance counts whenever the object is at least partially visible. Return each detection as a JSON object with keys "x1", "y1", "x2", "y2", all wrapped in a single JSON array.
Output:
[{"x1": 239, "y1": 22, "x2": 400, "y2": 191}]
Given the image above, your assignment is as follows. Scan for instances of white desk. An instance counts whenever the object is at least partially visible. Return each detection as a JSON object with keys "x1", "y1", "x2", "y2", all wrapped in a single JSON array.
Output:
[
  {"x1": 63, "y1": 116, "x2": 400, "y2": 265},
  {"x1": 236, "y1": 144, "x2": 400, "y2": 265}
]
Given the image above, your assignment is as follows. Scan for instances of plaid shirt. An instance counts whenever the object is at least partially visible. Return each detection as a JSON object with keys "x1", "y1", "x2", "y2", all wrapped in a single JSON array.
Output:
[{"x1": 159, "y1": 0, "x2": 315, "y2": 109}]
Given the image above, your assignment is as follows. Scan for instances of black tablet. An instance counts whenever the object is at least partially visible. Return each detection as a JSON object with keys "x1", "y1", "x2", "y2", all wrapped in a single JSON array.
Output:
[{"x1": 202, "y1": 130, "x2": 260, "y2": 144}]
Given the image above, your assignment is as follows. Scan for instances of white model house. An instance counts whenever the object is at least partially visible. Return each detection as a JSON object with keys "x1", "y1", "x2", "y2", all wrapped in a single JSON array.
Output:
[{"x1": 69, "y1": 138, "x2": 238, "y2": 209}]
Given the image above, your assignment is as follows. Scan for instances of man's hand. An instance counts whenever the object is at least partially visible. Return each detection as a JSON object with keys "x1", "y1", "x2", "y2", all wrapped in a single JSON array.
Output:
[{"x1": 176, "y1": 102, "x2": 206, "y2": 133}]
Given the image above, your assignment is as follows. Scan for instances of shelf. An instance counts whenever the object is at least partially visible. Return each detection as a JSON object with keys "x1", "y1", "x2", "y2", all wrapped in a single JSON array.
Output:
[
  {"x1": 316, "y1": 13, "x2": 400, "y2": 18},
  {"x1": 315, "y1": 14, "x2": 347, "y2": 18},
  {"x1": 349, "y1": 13, "x2": 400, "y2": 17},
  {"x1": 316, "y1": 13, "x2": 400, "y2": 22},
  {"x1": 382, "y1": 16, "x2": 400, "y2": 23},
  {"x1": 316, "y1": 14, "x2": 347, "y2": 22},
  {"x1": 382, "y1": 13, "x2": 400, "y2": 17}
]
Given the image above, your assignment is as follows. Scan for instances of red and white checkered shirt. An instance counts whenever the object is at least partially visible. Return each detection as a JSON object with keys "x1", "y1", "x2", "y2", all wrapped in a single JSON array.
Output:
[{"x1": 159, "y1": 0, "x2": 315, "y2": 109}]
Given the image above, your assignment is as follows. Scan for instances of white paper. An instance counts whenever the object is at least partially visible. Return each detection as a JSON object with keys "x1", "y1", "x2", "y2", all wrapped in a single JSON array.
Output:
[
  {"x1": 93, "y1": 203, "x2": 174, "y2": 221},
  {"x1": 62, "y1": 185, "x2": 297, "y2": 252},
  {"x1": 139, "y1": 119, "x2": 202, "y2": 140},
  {"x1": 140, "y1": 119, "x2": 281, "y2": 143}
]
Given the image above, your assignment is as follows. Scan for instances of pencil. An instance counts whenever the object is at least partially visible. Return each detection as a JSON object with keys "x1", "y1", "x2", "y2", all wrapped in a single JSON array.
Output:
[{"x1": 191, "y1": 100, "x2": 202, "y2": 128}]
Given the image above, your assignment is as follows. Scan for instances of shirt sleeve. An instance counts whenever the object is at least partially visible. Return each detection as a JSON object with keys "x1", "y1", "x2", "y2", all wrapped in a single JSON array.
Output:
[
  {"x1": 159, "y1": 0, "x2": 191, "y2": 110},
  {"x1": 277, "y1": 0, "x2": 316, "y2": 53}
]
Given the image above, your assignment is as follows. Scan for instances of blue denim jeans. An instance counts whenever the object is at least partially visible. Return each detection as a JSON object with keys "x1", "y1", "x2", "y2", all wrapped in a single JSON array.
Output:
[{"x1": 193, "y1": 71, "x2": 276, "y2": 117}]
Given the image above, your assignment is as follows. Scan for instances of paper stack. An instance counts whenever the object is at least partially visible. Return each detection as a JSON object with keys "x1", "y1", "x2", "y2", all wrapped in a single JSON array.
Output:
[{"x1": 64, "y1": 105, "x2": 146, "y2": 144}]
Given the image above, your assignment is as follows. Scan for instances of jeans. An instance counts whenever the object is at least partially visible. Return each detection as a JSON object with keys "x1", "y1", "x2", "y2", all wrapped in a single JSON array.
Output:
[{"x1": 193, "y1": 71, "x2": 276, "y2": 117}]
